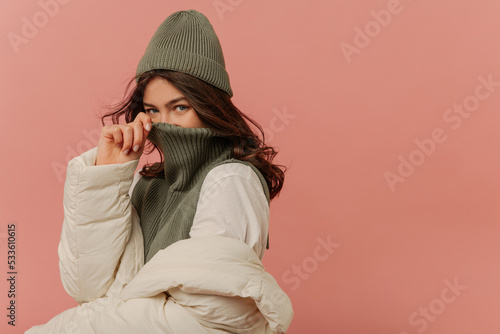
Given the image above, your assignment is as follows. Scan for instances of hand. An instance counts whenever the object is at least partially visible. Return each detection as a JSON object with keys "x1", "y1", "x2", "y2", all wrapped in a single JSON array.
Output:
[{"x1": 95, "y1": 113, "x2": 152, "y2": 165}]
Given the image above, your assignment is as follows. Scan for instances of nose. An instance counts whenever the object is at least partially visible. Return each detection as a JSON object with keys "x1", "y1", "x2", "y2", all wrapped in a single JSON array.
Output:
[{"x1": 160, "y1": 111, "x2": 170, "y2": 124}]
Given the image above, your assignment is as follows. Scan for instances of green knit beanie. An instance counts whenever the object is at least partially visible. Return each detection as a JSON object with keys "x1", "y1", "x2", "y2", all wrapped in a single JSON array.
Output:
[{"x1": 136, "y1": 9, "x2": 233, "y2": 97}]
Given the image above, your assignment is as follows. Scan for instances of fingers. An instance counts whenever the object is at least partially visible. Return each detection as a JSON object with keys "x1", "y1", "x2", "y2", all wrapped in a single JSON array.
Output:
[
  {"x1": 121, "y1": 122, "x2": 147, "y2": 155},
  {"x1": 130, "y1": 112, "x2": 152, "y2": 152},
  {"x1": 131, "y1": 121, "x2": 144, "y2": 152},
  {"x1": 100, "y1": 113, "x2": 152, "y2": 157},
  {"x1": 120, "y1": 125, "x2": 134, "y2": 154},
  {"x1": 110, "y1": 125, "x2": 123, "y2": 146},
  {"x1": 133, "y1": 112, "x2": 152, "y2": 132}
]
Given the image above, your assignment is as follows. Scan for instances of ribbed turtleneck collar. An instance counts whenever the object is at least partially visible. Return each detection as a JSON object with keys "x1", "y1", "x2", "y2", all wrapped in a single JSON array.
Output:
[{"x1": 147, "y1": 122, "x2": 234, "y2": 191}]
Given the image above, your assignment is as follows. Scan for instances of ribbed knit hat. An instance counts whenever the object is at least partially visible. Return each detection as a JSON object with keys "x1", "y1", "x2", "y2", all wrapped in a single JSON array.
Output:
[{"x1": 136, "y1": 9, "x2": 233, "y2": 97}]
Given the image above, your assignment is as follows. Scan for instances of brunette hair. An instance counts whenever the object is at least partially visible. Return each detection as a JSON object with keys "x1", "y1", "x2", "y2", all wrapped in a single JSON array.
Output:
[{"x1": 100, "y1": 69, "x2": 286, "y2": 200}]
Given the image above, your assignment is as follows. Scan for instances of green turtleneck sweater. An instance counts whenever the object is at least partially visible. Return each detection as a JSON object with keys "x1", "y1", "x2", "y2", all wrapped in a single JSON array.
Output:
[{"x1": 131, "y1": 122, "x2": 270, "y2": 264}]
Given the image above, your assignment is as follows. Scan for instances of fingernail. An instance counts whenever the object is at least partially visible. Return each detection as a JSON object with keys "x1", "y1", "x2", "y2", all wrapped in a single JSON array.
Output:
[
  {"x1": 146, "y1": 123, "x2": 151, "y2": 131},
  {"x1": 133, "y1": 145, "x2": 140, "y2": 152},
  {"x1": 123, "y1": 149, "x2": 129, "y2": 155}
]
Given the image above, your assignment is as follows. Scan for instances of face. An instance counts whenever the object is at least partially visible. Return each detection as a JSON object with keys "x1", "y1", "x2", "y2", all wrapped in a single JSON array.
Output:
[{"x1": 142, "y1": 77, "x2": 205, "y2": 128}]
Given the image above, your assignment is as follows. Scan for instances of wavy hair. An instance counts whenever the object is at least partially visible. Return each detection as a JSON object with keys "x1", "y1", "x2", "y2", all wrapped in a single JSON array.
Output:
[{"x1": 100, "y1": 69, "x2": 286, "y2": 200}]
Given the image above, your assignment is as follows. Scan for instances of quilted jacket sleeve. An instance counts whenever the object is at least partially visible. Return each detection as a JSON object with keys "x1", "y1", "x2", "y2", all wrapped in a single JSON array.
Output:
[{"x1": 57, "y1": 146, "x2": 140, "y2": 304}]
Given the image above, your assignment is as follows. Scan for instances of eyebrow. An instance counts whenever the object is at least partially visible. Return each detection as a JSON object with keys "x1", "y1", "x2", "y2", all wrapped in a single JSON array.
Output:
[{"x1": 143, "y1": 97, "x2": 188, "y2": 108}]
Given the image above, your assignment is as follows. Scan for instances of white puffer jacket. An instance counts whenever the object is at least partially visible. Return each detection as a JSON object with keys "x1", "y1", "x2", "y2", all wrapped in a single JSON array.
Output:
[{"x1": 25, "y1": 148, "x2": 293, "y2": 334}]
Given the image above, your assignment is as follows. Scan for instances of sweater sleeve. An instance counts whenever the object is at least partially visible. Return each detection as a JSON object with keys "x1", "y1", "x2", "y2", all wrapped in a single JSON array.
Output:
[
  {"x1": 189, "y1": 163, "x2": 269, "y2": 260},
  {"x1": 57, "y1": 146, "x2": 140, "y2": 303}
]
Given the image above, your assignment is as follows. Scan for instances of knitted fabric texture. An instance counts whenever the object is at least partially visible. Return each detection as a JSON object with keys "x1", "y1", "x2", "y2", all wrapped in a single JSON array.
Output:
[
  {"x1": 136, "y1": 9, "x2": 233, "y2": 97},
  {"x1": 131, "y1": 122, "x2": 270, "y2": 264}
]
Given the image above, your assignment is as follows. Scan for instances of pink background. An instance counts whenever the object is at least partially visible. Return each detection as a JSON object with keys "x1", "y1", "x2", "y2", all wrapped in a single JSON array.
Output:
[{"x1": 1, "y1": 0, "x2": 500, "y2": 333}]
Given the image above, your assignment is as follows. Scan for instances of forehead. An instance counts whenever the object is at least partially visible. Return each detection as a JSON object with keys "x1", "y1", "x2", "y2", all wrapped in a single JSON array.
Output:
[{"x1": 143, "y1": 77, "x2": 184, "y2": 101}]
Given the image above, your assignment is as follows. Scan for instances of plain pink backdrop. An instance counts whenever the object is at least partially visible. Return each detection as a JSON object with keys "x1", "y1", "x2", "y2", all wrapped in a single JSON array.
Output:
[{"x1": 1, "y1": 0, "x2": 500, "y2": 333}]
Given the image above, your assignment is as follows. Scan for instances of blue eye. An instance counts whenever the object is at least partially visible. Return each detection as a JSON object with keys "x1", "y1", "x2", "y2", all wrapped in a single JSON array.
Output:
[
  {"x1": 145, "y1": 108, "x2": 159, "y2": 114},
  {"x1": 174, "y1": 105, "x2": 188, "y2": 112}
]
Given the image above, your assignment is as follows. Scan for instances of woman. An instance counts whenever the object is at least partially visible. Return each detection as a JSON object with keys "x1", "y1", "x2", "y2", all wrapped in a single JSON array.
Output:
[{"x1": 27, "y1": 9, "x2": 293, "y2": 333}]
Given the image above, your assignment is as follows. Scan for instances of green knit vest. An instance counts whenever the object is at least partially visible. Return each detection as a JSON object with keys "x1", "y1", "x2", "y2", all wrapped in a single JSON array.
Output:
[{"x1": 131, "y1": 122, "x2": 270, "y2": 264}]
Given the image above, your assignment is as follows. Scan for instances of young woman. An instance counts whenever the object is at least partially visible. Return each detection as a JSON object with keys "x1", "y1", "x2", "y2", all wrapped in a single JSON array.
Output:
[{"x1": 27, "y1": 9, "x2": 293, "y2": 333}]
